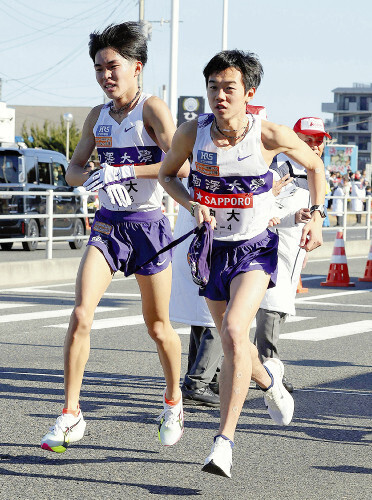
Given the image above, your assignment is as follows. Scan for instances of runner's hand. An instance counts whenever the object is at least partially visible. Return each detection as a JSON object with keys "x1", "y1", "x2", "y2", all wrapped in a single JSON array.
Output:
[
  {"x1": 83, "y1": 163, "x2": 136, "y2": 192},
  {"x1": 295, "y1": 208, "x2": 311, "y2": 224},
  {"x1": 193, "y1": 203, "x2": 216, "y2": 230},
  {"x1": 104, "y1": 184, "x2": 132, "y2": 207},
  {"x1": 272, "y1": 173, "x2": 292, "y2": 197},
  {"x1": 268, "y1": 217, "x2": 281, "y2": 227}
]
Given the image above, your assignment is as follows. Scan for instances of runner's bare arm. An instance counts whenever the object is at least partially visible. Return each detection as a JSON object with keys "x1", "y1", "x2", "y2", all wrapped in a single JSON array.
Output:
[
  {"x1": 140, "y1": 96, "x2": 189, "y2": 179},
  {"x1": 65, "y1": 106, "x2": 102, "y2": 186},
  {"x1": 262, "y1": 122, "x2": 325, "y2": 251},
  {"x1": 159, "y1": 121, "x2": 215, "y2": 227}
]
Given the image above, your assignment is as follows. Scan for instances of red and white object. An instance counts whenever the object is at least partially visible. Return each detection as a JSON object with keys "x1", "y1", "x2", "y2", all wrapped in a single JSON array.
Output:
[
  {"x1": 321, "y1": 232, "x2": 355, "y2": 287},
  {"x1": 359, "y1": 243, "x2": 372, "y2": 282}
]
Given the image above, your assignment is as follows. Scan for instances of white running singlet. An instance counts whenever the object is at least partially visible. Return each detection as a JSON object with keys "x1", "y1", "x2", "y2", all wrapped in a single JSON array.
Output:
[
  {"x1": 189, "y1": 113, "x2": 274, "y2": 241},
  {"x1": 93, "y1": 93, "x2": 164, "y2": 212}
]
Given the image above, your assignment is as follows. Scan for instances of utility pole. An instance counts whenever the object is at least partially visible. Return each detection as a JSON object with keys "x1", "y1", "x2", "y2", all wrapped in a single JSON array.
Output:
[
  {"x1": 169, "y1": 0, "x2": 179, "y2": 123},
  {"x1": 222, "y1": 0, "x2": 228, "y2": 50},
  {"x1": 139, "y1": 0, "x2": 145, "y2": 90}
]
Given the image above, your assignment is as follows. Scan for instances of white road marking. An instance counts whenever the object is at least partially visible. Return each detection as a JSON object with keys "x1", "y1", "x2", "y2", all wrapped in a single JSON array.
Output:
[
  {"x1": 309, "y1": 255, "x2": 366, "y2": 263},
  {"x1": 0, "y1": 302, "x2": 38, "y2": 310},
  {"x1": 48, "y1": 314, "x2": 144, "y2": 330},
  {"x1": 296, "y1": 288, "x2": 372, "y2": 302},
  {"x1": 301, "y1": 275, "x2": 325, "y2": 281},
  {"x1": 0, "y1": 306, "x2": 124, "y2": 324},
  {"x1": 49, "y1": 315, "x2": 316, "y2": 332},
  {"x1": 2, "y1": 275, "x2": 135, "y2": 293},
  {"x1": 280, "y1": 320, "x2": 372, "y2": 341},
  {"x1": 294, "y1": 301, "x2": 372, "y2": 308}
]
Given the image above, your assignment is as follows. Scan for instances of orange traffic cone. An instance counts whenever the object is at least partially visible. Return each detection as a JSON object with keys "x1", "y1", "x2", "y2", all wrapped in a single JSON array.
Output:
[
  {"x1": 321, "y1": 231, "x2": 355, "y2": 287},
  {"x1": 359, "y1": 243, "x2": 372, "y2": 282},
  {"x1": 296, "y1": 276, "x2": 308, "y2": 293}
]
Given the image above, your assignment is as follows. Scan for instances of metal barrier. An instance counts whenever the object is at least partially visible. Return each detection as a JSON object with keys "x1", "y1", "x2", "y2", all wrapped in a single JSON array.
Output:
[
  {"x1": 0, "y1": 190, "x2": 370, "y2": 259},
  {"x1": 324, "y1": 193, "x2": 371, "y2": 240},
  {"x1": 0, "y1": 189, "x2": 90, "y2": 259}
]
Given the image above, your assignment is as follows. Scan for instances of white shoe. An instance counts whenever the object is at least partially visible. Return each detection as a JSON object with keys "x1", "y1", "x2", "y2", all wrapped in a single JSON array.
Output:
[
  {"x1": 263, "y1": 359, "x2": 294, "y2": 425},
  {"x1": 41, "y1": 410, "x2": 86, "y2": 453},
  {"x1": 158, "y1": 389, "x2": 184, "y2": 446},
  {"x1": 202, "y1": 436, "x2": 232, "y2": 478}
]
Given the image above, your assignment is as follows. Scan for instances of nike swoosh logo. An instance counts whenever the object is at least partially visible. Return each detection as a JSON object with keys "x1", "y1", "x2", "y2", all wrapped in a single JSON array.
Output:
[
  {"x1": 125, "y1": 126, "x2": 135, "y2": 132},
  {"x1": 238, "y1": 155, "x2": 252, "y2": 161},
  {"x1": 156, "y1": 259, "x2": 167, "y2": 266}
]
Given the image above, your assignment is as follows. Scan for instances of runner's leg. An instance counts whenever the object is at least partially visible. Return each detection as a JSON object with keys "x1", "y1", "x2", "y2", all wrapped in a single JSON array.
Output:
[
  {"x1": 64, "y1": 245, "x2": 113, "y2": 411},
  {"x1": 207, "y1": 270, "x2": 271, "y2": 442},
  {"x1": 136, "y1": 264, "x2": 181, "y2": 401}
]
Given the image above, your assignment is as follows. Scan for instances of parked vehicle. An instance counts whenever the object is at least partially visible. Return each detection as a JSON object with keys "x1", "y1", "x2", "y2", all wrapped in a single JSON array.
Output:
[{"x1": 0, "y1": 147, "x2": 86, "y2": 251}]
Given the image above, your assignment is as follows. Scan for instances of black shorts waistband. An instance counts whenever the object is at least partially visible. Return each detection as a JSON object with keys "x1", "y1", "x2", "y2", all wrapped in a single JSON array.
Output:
[{"x1": 98, "y1": 207, "x2": 163, "y2": 223}]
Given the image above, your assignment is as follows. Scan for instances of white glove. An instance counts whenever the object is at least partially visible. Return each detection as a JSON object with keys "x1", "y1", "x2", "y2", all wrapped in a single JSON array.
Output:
[
  {"x1": 83, "y1": 163, "x2": 135, "y2": 207},
  {"x1": 83, "y1": 162, "x2": 136, "y2": 191},
  {"x1": 103, "y1": 183, "x2": 132, "y2": 207}
]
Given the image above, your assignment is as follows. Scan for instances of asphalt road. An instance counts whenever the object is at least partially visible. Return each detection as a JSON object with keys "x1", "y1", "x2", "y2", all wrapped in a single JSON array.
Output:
[
  {"x1": 0, "y1": 257, "x2": 371, "y2": 499},
  {"x1": 0, "y1": 221, "x2": 370, "y2": 263}
]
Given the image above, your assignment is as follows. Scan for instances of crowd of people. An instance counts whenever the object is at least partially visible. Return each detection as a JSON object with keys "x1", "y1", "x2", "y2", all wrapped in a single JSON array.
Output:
[
  {"x1": 37, "y1": 21, "x2": 365, "y2": 479},
  {"x1": 326, "y1": 169, "x2": 370, "y2": 226}
]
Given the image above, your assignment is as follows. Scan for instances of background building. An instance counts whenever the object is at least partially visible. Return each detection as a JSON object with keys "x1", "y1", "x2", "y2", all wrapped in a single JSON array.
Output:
[
  {"x1": 322, "y1": 83, "x2": 372, "y2": 174},
  {"x1": 9, "y1": 105, "x2": 91, "y2": 139},
  {"x1": 0, "y1": 102, "x2": 15, "y2": 145}
]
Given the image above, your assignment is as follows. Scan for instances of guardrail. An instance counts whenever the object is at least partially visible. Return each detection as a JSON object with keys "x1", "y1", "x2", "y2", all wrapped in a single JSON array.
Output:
[
  {"x1": 0, "y1": 190, "x2": 370, "y2": 259},
  {"x1": 324, "y1": 193, "x2": 371, "y2": 240},
  {"x1": 0, "y1": 189, "x2": 91, "y2": 259}
]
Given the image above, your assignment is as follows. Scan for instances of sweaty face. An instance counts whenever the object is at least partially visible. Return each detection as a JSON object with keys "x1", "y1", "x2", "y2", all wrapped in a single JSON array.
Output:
[
  {"x1": 94, "y1": 47, "x2": 139, "y2": 100},
  {"x1": 297, "y1": 133, "x2": 325, "y2": 157},
  {"x1": 207, "y1": 67, "x2": 250, "y2": 120}
]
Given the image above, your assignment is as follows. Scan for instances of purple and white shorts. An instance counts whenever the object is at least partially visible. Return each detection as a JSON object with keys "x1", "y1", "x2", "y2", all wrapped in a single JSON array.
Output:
[
  {"x1": 200, "y1": 229, "x2": 278, "y2": 302},
  {"x1": 87, "y1": 207, "x2": 173, "y2": 276}
]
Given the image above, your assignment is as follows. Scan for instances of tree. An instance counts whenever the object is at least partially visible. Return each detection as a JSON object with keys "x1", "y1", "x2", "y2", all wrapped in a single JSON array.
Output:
[{"x1": 21, "y1": 116, "x2": 81, "y2": 159}]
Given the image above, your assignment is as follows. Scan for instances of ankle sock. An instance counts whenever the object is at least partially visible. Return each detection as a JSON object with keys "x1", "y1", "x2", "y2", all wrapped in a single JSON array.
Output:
[
  {"x1": 63, "y1": 406, "x2": 80, "y2": 417},
  {"x1": 164, "y1": 393, "x2": 181, "y2": 406},
  {"x1": 260, "y1": 365, "x2": 274, "y2": 392},
  {"x1": 215, "y1": 434, "x2": 234, "y2": 448}
]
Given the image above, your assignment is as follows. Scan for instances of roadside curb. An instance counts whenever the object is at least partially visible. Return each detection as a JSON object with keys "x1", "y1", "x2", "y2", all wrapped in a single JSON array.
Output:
[
  {"x1": 0, "y1": 257, "x2": 81, "y2": 287},
  {"x1": 0, "y1": 239, "x2": 370, "y2": 288},
  {"x1": 307, "y1": 239, "x2": 370, "y2": 260}
]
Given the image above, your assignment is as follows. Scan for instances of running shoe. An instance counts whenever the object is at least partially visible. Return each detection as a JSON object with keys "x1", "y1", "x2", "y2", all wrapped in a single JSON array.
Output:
[
  {"x1": 202, "y1": 436, "x2": 232, "y2": 478},
  {"x1": 263, "y1": 358, "x2": 294, "y2": 425},
  {"x1": 158, "y1": 389, "x2": 184, "y2": 446},
  {"x1": 41, "y1": 409, "x2": 86, "y2": 453}
]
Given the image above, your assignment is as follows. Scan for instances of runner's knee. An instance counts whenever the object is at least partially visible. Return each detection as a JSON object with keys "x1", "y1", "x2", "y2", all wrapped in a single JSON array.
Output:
[
  {"x1": 146, "y1": 320, "x2": 169, "y2": 343},
  {"x1": 70, "y1": 305, "x2": 93, "y2": 336}
]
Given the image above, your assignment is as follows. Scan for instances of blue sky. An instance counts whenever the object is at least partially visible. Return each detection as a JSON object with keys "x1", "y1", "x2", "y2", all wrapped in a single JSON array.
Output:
[{"x1": 0, "y1": 0, "x2": 371, "y2": 127}]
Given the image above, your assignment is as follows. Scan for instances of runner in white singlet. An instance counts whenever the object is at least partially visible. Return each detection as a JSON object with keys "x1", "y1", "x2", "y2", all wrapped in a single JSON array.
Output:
[
  {"x1": 41, "y1": 22, "x2": 188, "y2": 454},
  {"x1": 160, "y1": 50, "x2": 325, "y2": 478}
]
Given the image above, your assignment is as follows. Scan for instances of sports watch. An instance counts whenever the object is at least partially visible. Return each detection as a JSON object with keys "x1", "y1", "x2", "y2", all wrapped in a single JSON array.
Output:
[{"x1": 309, "y1": 204, "x2": 326, "y2": 218}]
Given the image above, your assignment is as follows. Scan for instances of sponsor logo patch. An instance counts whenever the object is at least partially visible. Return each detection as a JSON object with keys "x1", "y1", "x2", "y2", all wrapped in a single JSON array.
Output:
[
  {"x1": 92, "y1": 221, "x2": 113, "y2": 235},
  {"x1": 95, "y1": 137, "x2": 112, "y2": 147},
  {"x1": 96, "y1": 125, "x2": 112, "y2": 136},
  {"x1": 195, "y1": 162, "x2": 220, "y2": 176},
  {"x1": 194, "y1": 188, "x2": 253, "y2": 208},
  {"x1": 197, "y1": 150, "x2": 217, "y2": 165}
]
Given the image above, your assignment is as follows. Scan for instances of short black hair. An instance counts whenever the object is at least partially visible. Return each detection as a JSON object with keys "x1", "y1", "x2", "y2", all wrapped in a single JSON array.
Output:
[
  {"x1": 89, "y1": 22, "x2": 147, "y2": 65},
  {"x1": 203, "y1": 50, "x2": 263, "y2": 92}
]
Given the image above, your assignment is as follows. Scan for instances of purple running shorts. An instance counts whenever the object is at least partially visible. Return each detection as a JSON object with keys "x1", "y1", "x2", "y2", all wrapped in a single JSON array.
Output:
[
  {"x1": 87, "y1": 207, "x2": 173, "y2": 276},
  {"x1": 200, "y1": 229, "x2": 278, "y2": 302}
]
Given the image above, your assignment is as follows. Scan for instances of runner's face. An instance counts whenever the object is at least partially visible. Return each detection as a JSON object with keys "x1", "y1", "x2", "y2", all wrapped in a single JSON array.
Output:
[
  {"x1": 94, "y1": 48, "x2": 140, "y2": 100},
  {"x1": 207, "y1": 67, "x2": 250, "y2": 120},
  {"x1": 297, "y1": 133, "x2": 325, "y2": 157}
]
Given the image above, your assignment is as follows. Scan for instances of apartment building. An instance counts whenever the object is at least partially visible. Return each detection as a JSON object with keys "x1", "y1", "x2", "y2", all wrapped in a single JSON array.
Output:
[{"x1": 322, "y1": 83, "x2": 372, "y2": 172}]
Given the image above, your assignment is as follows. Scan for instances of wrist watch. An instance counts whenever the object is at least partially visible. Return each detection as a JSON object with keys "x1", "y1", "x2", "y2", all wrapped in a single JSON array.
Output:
[
  {"x1": 190, "y1": 202, "x2": 200, "y2": 217},
  {"x1": 310, "y1": 204, "x2": 326, "y2": 218}
]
